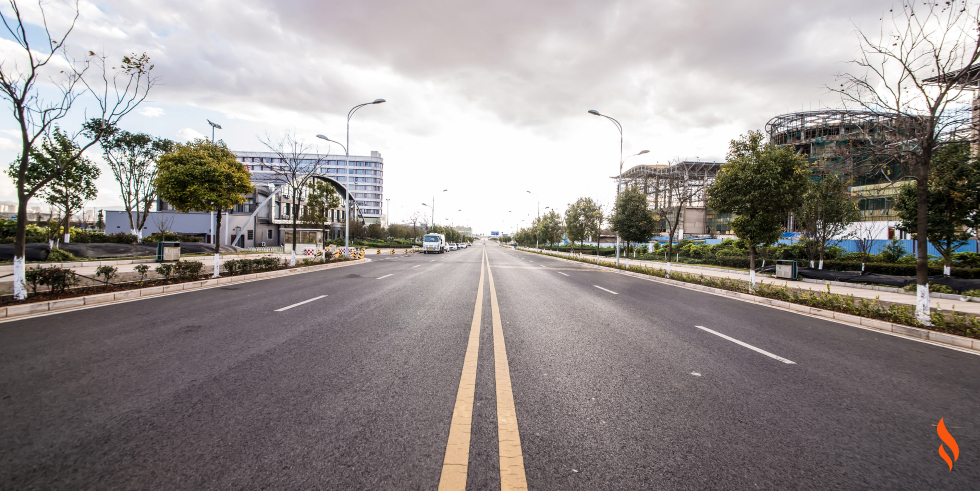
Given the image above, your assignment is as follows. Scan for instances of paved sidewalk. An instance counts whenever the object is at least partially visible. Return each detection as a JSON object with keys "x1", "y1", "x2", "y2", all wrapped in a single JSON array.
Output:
[{"x1": 531, "y1": 249, "x2": 980, "y2": 316}]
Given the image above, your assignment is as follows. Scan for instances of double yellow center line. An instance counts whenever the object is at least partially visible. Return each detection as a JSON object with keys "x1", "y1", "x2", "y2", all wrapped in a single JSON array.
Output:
[{"x1": 438, "y1": 248, "x2": 528, "y2": 491}]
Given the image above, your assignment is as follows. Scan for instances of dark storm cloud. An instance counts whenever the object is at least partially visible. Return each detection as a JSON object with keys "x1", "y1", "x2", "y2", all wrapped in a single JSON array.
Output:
[{"x1": 71, "y1": 0, "x2": 893, "y2": 131}]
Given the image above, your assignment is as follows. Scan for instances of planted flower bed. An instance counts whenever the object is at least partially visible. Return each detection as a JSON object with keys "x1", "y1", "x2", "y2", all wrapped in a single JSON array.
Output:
[{"x1": 1, "y1": 255, "x2": 355, "y2": 307}]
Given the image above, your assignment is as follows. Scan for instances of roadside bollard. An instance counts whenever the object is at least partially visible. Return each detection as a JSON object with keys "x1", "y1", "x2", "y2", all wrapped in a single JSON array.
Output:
[{"x1": 390, "y1": 249, "x2": 395, "y2": 254}]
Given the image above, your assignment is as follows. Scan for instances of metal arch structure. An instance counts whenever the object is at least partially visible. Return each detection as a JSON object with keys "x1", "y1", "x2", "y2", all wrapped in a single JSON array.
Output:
[
  {"x1": 621, "y1": 161, "x2": 722, "y2": 209},
  {"x1": 231, "y1": 173, "x2": 364, "y2": 249}
]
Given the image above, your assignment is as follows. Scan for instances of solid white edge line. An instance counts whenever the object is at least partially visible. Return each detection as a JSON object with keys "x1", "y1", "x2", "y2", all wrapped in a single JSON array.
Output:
[
  {"x1": 696, "y1": 325, "x2": 796, "y2": 365},
  {"x1": 558, "y1": 272, "x2": 569, "y2": 276},
  {"x1": 275, "y1": 294, "x2": 327, "y2": 312},
  {"x1": 377, "y1": 274, "x2": 393, "y2": 279},
  {"x1": 594, "y1": 285, "x2": 618, "y2": 295}
]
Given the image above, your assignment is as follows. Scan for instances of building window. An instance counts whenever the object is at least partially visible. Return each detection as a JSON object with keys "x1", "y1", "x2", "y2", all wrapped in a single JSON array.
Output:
[
  {"x1": 247, "y1": 230, "x2": 254, "y2": 240},
  {"x1": 267, "y1": 229, "x2": 273, "y2": 239}
]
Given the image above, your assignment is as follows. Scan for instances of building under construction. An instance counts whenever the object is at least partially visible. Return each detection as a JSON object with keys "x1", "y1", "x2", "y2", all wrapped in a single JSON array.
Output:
[
  {"x1": 765, "y1": 109, "x2": 911, "y2": 186},
  {"x1": 620, "y1": 160, "x2": 729, "y2": 237},
  {"x1": 619, "y1": 110, "x2": 919, "y2": 239}
]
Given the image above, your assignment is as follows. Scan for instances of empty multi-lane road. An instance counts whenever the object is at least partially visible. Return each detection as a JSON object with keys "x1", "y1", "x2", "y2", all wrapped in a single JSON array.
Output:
[{"x1": 1, "y1": 242, "x2": 977, "y2": 489}]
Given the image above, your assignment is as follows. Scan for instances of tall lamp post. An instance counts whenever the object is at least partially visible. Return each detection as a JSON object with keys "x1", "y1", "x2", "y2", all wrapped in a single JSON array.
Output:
[
  {"x1": 526, "y1": 190, "x2": 540, "y2": 250},
  {"x1": 315, "y1": 97, "x2": 385, "y2": 257},
  {"x1": 588, "y1": 109, "x2": 650, "y2": 266},
  {"x1": 207, "y1": 119, "x2": 222, "y2": 142}
]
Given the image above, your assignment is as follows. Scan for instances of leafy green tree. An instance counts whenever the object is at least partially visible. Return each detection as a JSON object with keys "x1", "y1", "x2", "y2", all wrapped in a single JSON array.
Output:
[
  {"x1": 91, "y1": 122, "x2": 174, "y2": 242},
  {"x1": 796, "y1": 173, "x2": 860, "y2": 269},
  {"x1": 564, "y1": 200, "x2": 587, "y2": 253},
  {"x1": 611, "y1": 185, "x2": 656, "y2": 256},
  {"x1": 0, "y1": 0, "x2": 155, "y2": 299},
  {"x1": 707, "y1": 131, "x2": 809, "y2": 285},
  {"x1": 366, "y1": 223, "x2": 385, "y2": 240},
  {"x1": 895, "y1": 143, "x2": 980, "y2": 274},
  {"x1": 300, "y1": 180, "x2": 341, "y2": 256},
  {"x1": 155, "y1": 140, "x2": 253, "y2": 277},
  {"x1": 537, "y1": 210, "x2": 564, "y2": 249},
  {"x1": 576, "y1": 197, "x2": 603, "y2": 258},
  {"x1": 13, "y1": 129, "x2": 101, "y2": 245}
]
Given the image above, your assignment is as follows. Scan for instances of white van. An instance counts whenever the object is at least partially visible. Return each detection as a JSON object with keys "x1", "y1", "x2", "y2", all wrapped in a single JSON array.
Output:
[{"x1": 422, "y1": 233, "x2": 446, "y2": 253}]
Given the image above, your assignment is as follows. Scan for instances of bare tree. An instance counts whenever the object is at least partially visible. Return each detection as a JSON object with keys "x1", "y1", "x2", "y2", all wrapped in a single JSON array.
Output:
[
  {"x1": 97, "y1": 128, "x2": 174, "y2": 242},
  {"x1": 151, "y1": 212, "x2": 177, "y2": 242},
  {"x1": 830, "y1": 0, "x2": 980, "y2": 322},
  {"x1": 258, "y1": 132, "x2": 329, "y2": 266},
  {"x1": 408, "y1": 211, "x2": 421, "y2": 242},
  {"x1": 0, "y1": 0, "x2": 155, "y2": 299},
  {"x1": 648, "y1": 160, "x2": 715, "y2": 268}
]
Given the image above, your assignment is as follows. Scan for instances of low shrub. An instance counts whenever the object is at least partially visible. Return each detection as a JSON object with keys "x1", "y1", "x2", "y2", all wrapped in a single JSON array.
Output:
[
  {"x1": 46, "y1": 248, "x2": 79, "y2": 263},
  {"x1": 24, "y1": 266, "x2": 79, "y2": 295},
  {"x1": 223, "y1": 257, "x2": 287, "y2": 275},
  {"x1": 95, "y1": 265, "x2": 118, "y2": 288},
  {"x1": 964, "y1": 289, "x2": 980, "y2": 298},
  {"x1": 903, "y1": 283, "x2": 957, "y2": 294},
  {"x1": 171, "y1": 260, "x2": 203, "y2": 280},
  {"x1": 134, "y1": 264, "x2": 149, "y2": 284},
  {"x1": 154, "y1": 263, "x2": 174, "y2": 280}
]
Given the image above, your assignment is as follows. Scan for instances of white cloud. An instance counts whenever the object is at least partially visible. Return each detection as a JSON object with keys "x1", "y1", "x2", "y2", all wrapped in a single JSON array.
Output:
[
  {"x1": 0, "y1": 137, "x2": 17, "y2": 151},
  {"x1": 0, "y1": 0, "x2": 925, "y2": 232},
  {"x1": 176, "y1": 127, "x2": 205, "y2": 141},
  {"x1": 139, "y1": 107, "x2": 165, "y2": 117}
]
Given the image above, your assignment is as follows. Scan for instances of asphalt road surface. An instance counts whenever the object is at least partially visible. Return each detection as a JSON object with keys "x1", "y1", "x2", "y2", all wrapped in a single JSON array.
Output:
[{"x1": 1, "y1": 242, "x2": 977, "y2": 490}]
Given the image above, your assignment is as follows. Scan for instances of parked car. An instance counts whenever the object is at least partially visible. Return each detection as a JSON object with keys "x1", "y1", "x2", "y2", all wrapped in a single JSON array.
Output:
[{"x1": 449, "y1": 243, "x2": 458, "y2": 251}]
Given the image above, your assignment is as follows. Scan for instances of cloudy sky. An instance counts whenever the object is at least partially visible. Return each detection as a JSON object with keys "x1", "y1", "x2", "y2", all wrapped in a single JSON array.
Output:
[{"x1": 0, "y1": 0, "x2": 897, "y2": 234}]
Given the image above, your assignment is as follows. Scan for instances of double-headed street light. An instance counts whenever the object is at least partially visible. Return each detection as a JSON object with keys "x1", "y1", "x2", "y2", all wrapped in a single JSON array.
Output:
[
  {"x1": 207, "y1": 119, "x2": 222, "y2": 143},
  {"x1": 588, "y1": 109, "x2": 649, "y2": 266},
  {"x1": 316, "y1": 98, "x2": 385, "y2": 258}
]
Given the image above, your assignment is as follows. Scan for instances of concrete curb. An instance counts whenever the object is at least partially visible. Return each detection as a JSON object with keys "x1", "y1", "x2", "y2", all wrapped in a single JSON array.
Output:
[
  {"x1": 522, "y1": 249, "x2": 980, "y2": 355},
  {"x1": 0, "y1": 258, "x2": 370, "y2": 321}
]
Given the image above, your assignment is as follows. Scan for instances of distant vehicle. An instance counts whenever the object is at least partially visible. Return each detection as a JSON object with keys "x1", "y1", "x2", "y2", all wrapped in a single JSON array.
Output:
[
  {"x1": 449, "y1": 243, "x2": 458, "y2": 251},
  {"x1": 422, "y1": 233, "x2": 446, "y2": 253}
]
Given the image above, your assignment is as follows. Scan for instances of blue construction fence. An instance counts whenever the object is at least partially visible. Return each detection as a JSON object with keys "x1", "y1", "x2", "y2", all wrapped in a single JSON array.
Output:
[
  {"x1": 562, "y1": 238, "x2": 979, "y2": 256},
  {"x1": 700, "y1": 238, "x2": 979, "y2": 256}
]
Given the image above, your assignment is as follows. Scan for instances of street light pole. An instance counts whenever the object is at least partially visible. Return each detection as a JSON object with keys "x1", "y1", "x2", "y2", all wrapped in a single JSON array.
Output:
[
  {"x1": 207, "y1": 119, "x2": 222, "y2": 143},
  {"x1": 315, "y1": 97, "x2": 385, "y2": 258}
]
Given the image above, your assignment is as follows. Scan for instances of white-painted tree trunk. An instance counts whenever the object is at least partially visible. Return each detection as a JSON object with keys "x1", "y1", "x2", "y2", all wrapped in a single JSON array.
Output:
[
  {"x1": 132, "y1": 228, "x2": 141, "y2": 243},
  {"x1": 810, "y1": 260, "x2": 814, "y2": 268},
  {"x1": 212, "y1": 253, "x2": 220, "y2": 278},
  {"x1": 861, "y1": 262, "x2": 865, "y2": 272},
  {"x1": 916, "y1": 284, "x2": 931, "y2": 325},
  {"x1": 750, "y1": 269, "x2": 756, "y2": 288},
  {"x1": 666, "y1": 261, "x2": 671, "y2": 276},
  {"x1": 944, "y1": 265, "x2": 951, "y2": 276},
  {"x1": 290, "y1": 249, "x2": 296, "y2": 267},
  {"x1": 818, "y1": 259, "x2": 823, "y2": 270},
  {"x1": 63, "y1": 233, "x2": 70, "y2": 244},
  {"x1": 13, "y1": 256, "x2": 26, "y2": 300},
  {"x1": 48, "y1": 239, "x2": 53, "y2": 249}
]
